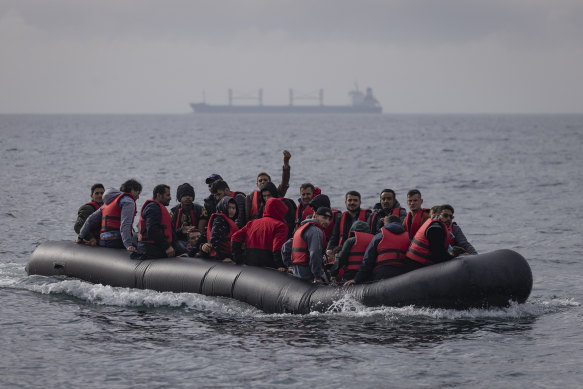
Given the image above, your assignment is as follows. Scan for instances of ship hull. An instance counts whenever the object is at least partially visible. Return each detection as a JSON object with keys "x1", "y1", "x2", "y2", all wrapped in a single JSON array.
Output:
[{"x1": 190, "y1": 103, "x2": 382, "y2": 114}]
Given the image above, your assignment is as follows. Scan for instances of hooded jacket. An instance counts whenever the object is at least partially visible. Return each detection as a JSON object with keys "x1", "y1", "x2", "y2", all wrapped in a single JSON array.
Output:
[
  {"x1": 232, "y1": 197, "x2": 288, "y2": 268},
  {"x1": 207, "y1": 197, "x2": 239, "y2": 260},
  {"x1": 79, "y1": 188, "x2": 136, "y2": 249}
]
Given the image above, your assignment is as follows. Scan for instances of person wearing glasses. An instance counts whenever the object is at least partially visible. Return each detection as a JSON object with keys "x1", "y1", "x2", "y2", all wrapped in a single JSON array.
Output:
[
  {"x1": 282, "y1": 207, "x2": 333, "y2": 283},
  {"x1": 439, "y1": 204, "x2": 477, "y2": 255}
]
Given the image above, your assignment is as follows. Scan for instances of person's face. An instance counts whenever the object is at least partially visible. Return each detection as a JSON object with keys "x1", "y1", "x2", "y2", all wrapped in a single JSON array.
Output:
[
  {"x1": 407, "y1": 194, "x2": 422, "y2": 212},
  {"x1": 438, "y1": 209, "x2": 454, "y2": 226},
  {"x1": 159, "y1": 188, "x2": 171, "y2": 206},
  {"x1": 131, "y1": 189, "x2": 141, "y2": 201},
  {"x1": 257, "y1": 174, "x2": 270, "y2": 189},
  {"x1": 187, "y1": 231, "x2": 201, "y2": 245},
  {"x1": 214, "y1": 189, "x2": 226, "y2": 201},
  {"x1": 180, "y1": 195, "x2": 194, "y2": 207},
  {"x1": 262, "y1": 190, "x2": 273, "y2": 201},
  {"x1": 300, "y1": 187, "x2": 314, "y2": 205},
  {"x1": 315, "y1": 213, "x2": 332, "y2": 229},
  {"x1": 345, "y1": 194, "x2": 361, "y2": 212},
  {"x1": 91, "y1": 188, "x2": 104, "y2": 203},
  {"x1": 228, "y1": 202, "x2": 237, "y2": 218},
  {"x1": 380, "y1": 191, "x2": 395, "y2": 210}
]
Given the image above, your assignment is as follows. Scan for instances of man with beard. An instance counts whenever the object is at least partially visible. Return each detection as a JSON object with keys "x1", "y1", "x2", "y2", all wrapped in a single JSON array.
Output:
[
  {"x1": 327, "y1": 191, "x2": 371, "y2": 250},
  {"x1": 74, "y1": 183, "x2": 105, "y2": 238},
  {"x1": 134, "y1": 184, "x2": 184, "y2": 259},
  {"x1": 367, "y1": 189, "x2": 407, "y2": 235},
  {"x1": 170, "y1": 183, "x2": 208, "y2": 246}
]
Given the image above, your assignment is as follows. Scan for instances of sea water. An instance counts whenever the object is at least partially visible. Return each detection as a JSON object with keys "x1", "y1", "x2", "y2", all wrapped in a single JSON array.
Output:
[{"x1": 1, "y1": 113, "x2": 582, "y2": 388}]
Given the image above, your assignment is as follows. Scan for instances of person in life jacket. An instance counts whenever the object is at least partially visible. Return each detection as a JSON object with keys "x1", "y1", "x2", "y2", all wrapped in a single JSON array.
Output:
[
  {"x1": 368, "y1": 188, "x2": 407, "y2": 235},
  {"x1": 308, "y1": 194, "x2": 341, "y2": 244},
  {"x1": 438, "y1": 204, "x2": 477, "y2": 255},
  {"x1": 344, "y1": 215, "x2": 411, "y2": 285},
  {"x1": 74, "y1": 183, "x2": 104, "y2": 238},
  {"x1": 210, "y1": 179, "x2": 247, "y2": 228},
  {"x1": 201, "y1": 196, "x2": 240, "y2": 262},
  {"x1": 245, "y1": 150, "x2": 291, "y2": 221},
  {"x1": 329, "y1": 220, "x2": 373, "y2": 283},
  {"x1": 231, "y1": 198, "x2": 289, "y2": 270},
  {"x1": 135, "y1": 184, "x2": 185, "y2": 260},
  {"x1": 77, "y1": 179, "x2": 142, "y2": 251},
  {"x1": 403, "y1": 189, "x2": 431, "y2": 241},
  {"x1": 169, "y1": 183, "x2": 208, "y2": 252},
  {"x1": 295, "y1": 183, "x2": 321, "y2": 228},
  {"x1": 405, "y1": 210, "x2": 458, "y2": 270},
  {"x1": 327, "y1": 191, "x2": 372, "y2": 250},
  {"x1": 282, "y1": 206, "x2": 333, "y2": 283}
]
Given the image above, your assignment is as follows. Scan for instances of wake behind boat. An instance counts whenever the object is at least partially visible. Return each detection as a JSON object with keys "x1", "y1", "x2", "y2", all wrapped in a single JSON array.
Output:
[{"x1": 26, "y1": 241, "x2": 532, "y2": 314}]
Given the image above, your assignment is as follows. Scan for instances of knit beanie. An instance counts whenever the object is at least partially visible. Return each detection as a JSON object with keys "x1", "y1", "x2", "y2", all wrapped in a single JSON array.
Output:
[{"x1": 176, "y1": 183, "x2": 195, "y2": 201}]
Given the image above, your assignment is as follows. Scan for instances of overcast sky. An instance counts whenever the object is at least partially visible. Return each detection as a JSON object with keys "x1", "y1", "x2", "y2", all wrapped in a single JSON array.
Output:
[{"x1": 1, "y1": 0, "x2": 582, "y2": 114}]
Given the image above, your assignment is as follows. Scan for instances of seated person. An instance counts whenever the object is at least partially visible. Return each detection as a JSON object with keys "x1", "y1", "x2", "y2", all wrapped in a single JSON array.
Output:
[
  {"x1": 200, "y1": 197, "x2": 239, "y2": 262},
  {"x1": 74, "y1": 183, "x2": 104, "y2": 237},
  {"x1": 329, "y1": 220, "x2": 373, "y2": 283}
]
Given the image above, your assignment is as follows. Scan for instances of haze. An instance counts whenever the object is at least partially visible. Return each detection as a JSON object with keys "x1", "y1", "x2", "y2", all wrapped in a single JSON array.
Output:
[{"x1": 1, "y1": 0, "x2": 582, "y2": 114}]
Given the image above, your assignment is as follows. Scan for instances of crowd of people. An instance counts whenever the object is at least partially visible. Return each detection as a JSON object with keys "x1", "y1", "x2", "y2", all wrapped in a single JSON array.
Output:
[{"x1": 75, "y1": 150, "x2": 477, "y2": 285}]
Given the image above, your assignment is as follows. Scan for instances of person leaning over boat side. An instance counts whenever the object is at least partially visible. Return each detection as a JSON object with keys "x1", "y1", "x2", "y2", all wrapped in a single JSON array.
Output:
[
  {"x1": 74, "y1": 183, "x2": 104, "y2": 238},
  {"x1": 76, "y1": 179, "x2": 142, "y2": 252},
  {"x1": 404, "y1": 209, "x2": 459, "y2": 270},
  {"x1": 169, "y1": 183, "x2": 208, "y2": 252},
  {"x1": 439, "y1": 204, "x2": 477, "y2": 255},
  {"x1": 245, "y1": 150, "x2": 291, "y2": 220},
  {"x1": 231, "y1": 198, "x2": 288, "y2": 271},
  {"x1": 211, "y1": 179, "x2": 247, "y2": 228},
  {"x1": 326, "y1": 191, "x2": 372, "y2": 250},
  {"x1": 133, "y1": 184, "x2": 185, "y2": 260},
  {"x1": 203, "y1": 173, "x2": 223, "y2": 215},
  {"x1": 368, "y1": 189, "x2": 407, "y2": 235},
  {"x1": 282, "y1": 207, "x2": 333, "y2": 283},
  {"x1": 201, "y1": 197, "x2": 239, "y2": 262},
  {"x1": 329, "y1": 220, "x2": 373, "y2": 284},
  {"x1": 295, "y1": 183, "x2": 321, "y2": 228},
  {"x1": 344, "y1": 215, "x2": 411, "y2": 286},
  {"x1": 404, "y1": 189, "x2": 431, "y2": 241}
]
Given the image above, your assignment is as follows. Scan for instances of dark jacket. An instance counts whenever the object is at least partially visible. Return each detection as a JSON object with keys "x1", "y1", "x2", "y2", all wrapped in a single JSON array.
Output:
[
  {"x1": 353, "y1": 222, "x2": 410, "y2": 283},
  {"x1": 136, "y1": 201, "x2": 183, "y2": 259},
  {"x1": 208, "y1": 197, "x2": 239, "y2": 260},
  {"x1": 367, "y1": 200, "x2": 407, "y2": 235},
  {"x1": 330, "y1": 220, "x2": 370, "y2": 280}
]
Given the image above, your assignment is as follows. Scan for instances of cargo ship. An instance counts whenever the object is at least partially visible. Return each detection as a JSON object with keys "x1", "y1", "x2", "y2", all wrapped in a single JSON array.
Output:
[{"x1": 190, "y1": 87, "x2": 382, "y2": 114}]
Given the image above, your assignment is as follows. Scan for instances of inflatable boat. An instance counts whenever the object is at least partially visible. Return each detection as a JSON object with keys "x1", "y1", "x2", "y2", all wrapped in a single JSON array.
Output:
[{"x1": 26, "y1": 241, "x2": 533, "y2": 314}]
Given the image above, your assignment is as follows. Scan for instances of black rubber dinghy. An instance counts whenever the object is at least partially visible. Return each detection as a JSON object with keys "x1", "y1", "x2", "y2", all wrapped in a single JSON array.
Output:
[{"x1": 26, "y1": 241, "x2": 533, "y2": 314}]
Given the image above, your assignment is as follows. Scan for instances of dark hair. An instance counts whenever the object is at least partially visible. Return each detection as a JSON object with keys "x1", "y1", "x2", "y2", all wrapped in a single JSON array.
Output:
[
  {"x1": 380, "y1": 189, "x2": 396, "y2": 198},
  {"x1": 153, "y1": 184, "x2": 170, "y2": 198},
  {"x1": 345, "y1": 190, "x2": 361, "y2": 200},
  {"x1": 91, "y1": 183, "x2": 104, "y2": 194},
  {"x1": 331, "y1": 246, "x2": 342, "y2": 255},
  {"x1": 441, "y1": 204, "x2": 455, "y2": 214},
  {"x1": 300, "y1": 183, "x2": 315, "y2": 192},
  {"x1": 407, "y1": 189, "x2": 421, "y2": 198},
  {"x1": 210, "y1": 179, "x2": 229, "y2": 194},
  {"x1": 120, "y1": 179, "x2": 142, "y2": 193},
  {"x1": 257, "y1": 172, "x2": 271, "y2": 181}
]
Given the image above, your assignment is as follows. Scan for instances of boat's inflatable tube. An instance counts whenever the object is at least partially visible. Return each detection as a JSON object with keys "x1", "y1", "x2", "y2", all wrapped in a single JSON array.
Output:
[{"x1": 26, "y1": 241, "x2": 532, "y2": 314}]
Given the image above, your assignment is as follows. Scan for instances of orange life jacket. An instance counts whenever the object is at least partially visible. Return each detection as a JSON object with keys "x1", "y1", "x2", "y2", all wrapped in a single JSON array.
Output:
[
  {"x1": 345, "y1": 231, "x2": 374, "y2": 271},
  {"x1": 339, "y1": 209, "x2": 369, "y2": 246},
  {"x1": 291, "y1": 221, "x2": 326, "y2": 266},
  {"x1": 100, "y1": 193, "x2": 136, "y2": 234},
  {"x1": 406, "y1": 219, "x2": 450, "y2": 266},
  {"x1": 404, "y1": 208, "x2": 430, "y2": 240},
  {"x1": 374, "y1": 228, "x2": 410, "y2": 271}
]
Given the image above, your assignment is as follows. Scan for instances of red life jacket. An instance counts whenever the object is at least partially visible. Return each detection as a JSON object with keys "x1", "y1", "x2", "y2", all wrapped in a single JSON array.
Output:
[
  {"x1": 345, "y1": 231, "x2": 374, "y2": 271},
  {"x1": 295, "y1": 203, "x2": 314, "y2": 227},
  {"x1": 406, "y1": 219, "x2": 450, "y2": 266},
  {"x1": 291, "y1": 221, "x2": 326, "y2": 266},
  {"x1": 100, "y1": 193, "x2": 136, "y2": 233},
  {"x1": 339, "y1": 209, "x2": 369, "y2": 246},
  {"x1": 206, "y1": 213, "x2": 239, "y2": 257},
  {"x1": 86, "y1": 201, "x2": 101, "y2": 211},
  {"x1": 404, "y1": 208, "x2": 430, "y2": 240},
  {"x1": 447, "y1": 222, "x2": 456, "y2": 246},
  {"x1": 323, "y1": 209, "x2": 341, "y2": 241},
  {"x1": 138, "y1": 200, "x2": 173, "y2": 244},
  {"x1": 374, "y1": 228, "x2": 410, "y2": 271},
  {"x1": 173, "y1": 206, "x2": 199, "y2": 231},
  {"x1": 369, "y1": 207, "x2": 403, "y2": 233},
  {"x1": 250, "y1": 190, "x2": 261, "y2": 219}
]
